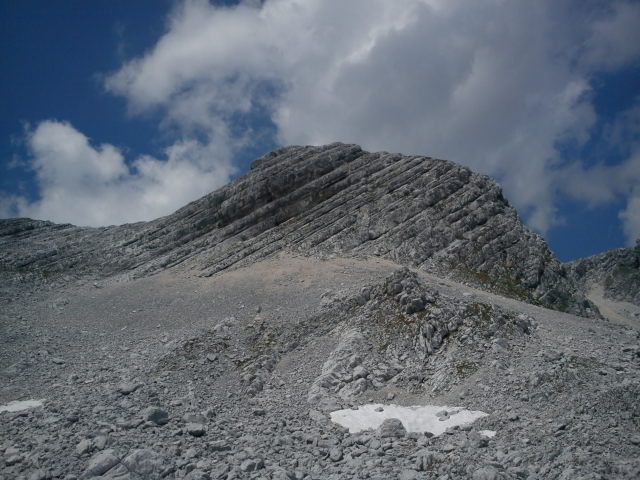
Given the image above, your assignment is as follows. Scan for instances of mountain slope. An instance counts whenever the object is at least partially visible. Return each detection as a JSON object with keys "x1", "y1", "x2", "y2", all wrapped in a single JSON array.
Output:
[
  {"x1": 1, "y1": 255, "x2": 638, "y2": 479},
  {"x1": 571, "y1": 240, "x2": 640, "y2": 307},
  {"x1": 1, "y1": 144, "x2": 639, "y2": 479},
  {"x1": 1, "y1": 143, "x2": 592, "y2": 316}
]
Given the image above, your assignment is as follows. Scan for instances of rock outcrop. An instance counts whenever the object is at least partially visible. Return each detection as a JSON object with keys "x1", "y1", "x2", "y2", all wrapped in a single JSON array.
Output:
[
  {"x1": 570, "y1": 240, "x2": 640, "y2": 306},
  {"x1": 0, "y1": 143, "x2": 593, "y2": 315}
]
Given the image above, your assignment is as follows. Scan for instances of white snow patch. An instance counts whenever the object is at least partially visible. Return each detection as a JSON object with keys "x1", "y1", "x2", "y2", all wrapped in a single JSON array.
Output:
[
  {"x1": 330, "y1": 404, "x2": 488, "y2": 436},
  {"x1": 479, "y1": 429, "x2": 497, "y2": 438},
  {"x1": 0, "y1": 399, "x2": 44, "y2": 413}
]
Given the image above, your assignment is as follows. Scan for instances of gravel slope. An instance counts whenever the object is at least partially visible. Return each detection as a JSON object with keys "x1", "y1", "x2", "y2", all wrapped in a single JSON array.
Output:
[{"x1": 1, "y1": 255, "x2": 638, "y2": 480}]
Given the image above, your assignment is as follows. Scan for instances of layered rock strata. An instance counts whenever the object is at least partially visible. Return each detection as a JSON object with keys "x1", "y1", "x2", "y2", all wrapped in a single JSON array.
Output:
[{"x1": 0, "y1": 143, "x2": 593, "y2": 315}]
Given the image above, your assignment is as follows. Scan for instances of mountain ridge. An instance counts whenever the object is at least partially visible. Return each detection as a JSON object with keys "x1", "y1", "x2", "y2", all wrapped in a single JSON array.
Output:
[{"x1": 0, "y1": 142, "x2": 614, "y2": 316}]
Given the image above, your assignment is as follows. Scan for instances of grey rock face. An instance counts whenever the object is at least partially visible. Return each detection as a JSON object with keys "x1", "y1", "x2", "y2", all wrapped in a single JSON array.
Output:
[
  {"x1": 5, "y1": 454, "x2": 22, "y2": 466},
  {"x1": 399, "y1": 470, "x2": 418, "y2": 480},
  {"x1": 473, "y1": 466, "x2": 501, "y2": 480},
  {"x1": 117, "y1": 382, "x2": 139, "y2": 395},
  {"x1": 329, "y1": 446, "x2": 343, "y2": 462},
  {"x1": 0, "y1": 143, "x2": 594, "y2": 316},
  {"x1": 121, "y1": 449, "x2": 167, "y2": 476},
  {"x1": 570, "y1": 240, "x2": 640, "y2": 306},
  {"x1": 378, "y1": 418, "x2": 407, "y2": 438},
  {"x1": 240, "y1": 458, "x2": 264, "y2": 472},
  {"x1": 75, "y1": 439, "x2": 94, "y2": 455},
  {"x1": 141, "y1": 406, "x2": 169, "y2": 425},
  {"x1": 185, "y1": 422, "x2": 206, "y2": 437},
  {"x1": 81, "y1": 450, "x2": 119, "y2": 478}
]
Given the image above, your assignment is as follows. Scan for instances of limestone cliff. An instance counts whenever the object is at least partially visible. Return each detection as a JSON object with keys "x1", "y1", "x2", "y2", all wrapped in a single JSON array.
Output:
[{"x1": 0, "y1": 143, "x2": 595, "y2": 316}]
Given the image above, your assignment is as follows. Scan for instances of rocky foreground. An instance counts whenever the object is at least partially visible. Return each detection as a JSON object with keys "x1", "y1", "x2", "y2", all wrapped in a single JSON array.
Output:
[
  {"x1": 1, "y1": 144, "x2": 639, "y2": 479},
  {"x1": 1, "y1": 256, "x2": 639, "y2": 480}
]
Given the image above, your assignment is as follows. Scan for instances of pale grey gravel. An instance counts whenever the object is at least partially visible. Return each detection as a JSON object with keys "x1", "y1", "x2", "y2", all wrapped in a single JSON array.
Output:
[{"x1": 1, "y1": 143, "x2": 638, "y2": 479}]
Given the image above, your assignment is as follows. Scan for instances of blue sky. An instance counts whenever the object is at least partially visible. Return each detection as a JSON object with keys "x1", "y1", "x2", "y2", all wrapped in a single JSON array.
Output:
[{"x1": 1, "y1": 0, "x2": 639, "y2": 261}]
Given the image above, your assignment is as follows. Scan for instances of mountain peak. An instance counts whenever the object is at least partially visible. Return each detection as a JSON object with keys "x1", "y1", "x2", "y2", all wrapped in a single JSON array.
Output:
[{"x1": 1, "y1": 144, "x2": 594, "y2": 316}]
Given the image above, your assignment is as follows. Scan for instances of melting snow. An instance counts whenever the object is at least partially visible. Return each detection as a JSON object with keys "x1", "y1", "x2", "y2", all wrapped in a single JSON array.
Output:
[
  {"x1": 330, "y1": 404, "x2": 488, "y2": 437},
  {"x1": 0, "y1": 399, "x2": 44, "y2": 413},
  {"x1": 479, "y1": 429, "x2": 497, "y2": 438}
]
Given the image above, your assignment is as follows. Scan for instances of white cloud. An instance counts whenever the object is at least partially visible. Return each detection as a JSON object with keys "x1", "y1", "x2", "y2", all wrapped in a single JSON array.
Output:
[
  {"x1": 553, "y1": 96, "x2": 640, "y2": 243},
  {"x1": 3, "y1": 120, "x2": 235, "y2": 226},
  {"x1": 104, "y1": 0, "x2": 631, "y2": 233},
  {"x1": 582, "y1": 1, "x2": 640, "y2": 70},
  {"x1": 558, "y1": 152, "x2": 640, "y2": 207},
  {"x1": 554, "y1": 148, "x2": 640, "y2": 246},
  {"x1": 6, "y1": 0, "x2": 640, "y2": 235}
]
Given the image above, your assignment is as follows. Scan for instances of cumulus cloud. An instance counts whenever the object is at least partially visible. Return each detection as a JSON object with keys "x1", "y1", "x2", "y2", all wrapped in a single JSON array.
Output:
[
  {"x1": 557, "y1": 98, "x2": 640, "y2": 245},
  {"x1": 582, "y1": 1, "x2": 640, "y2": 70},
  {"x1": 6, "y1": 0, "x2": 640, "y2": 236},
  {"x1": 103, "y1": 0, "x2": 640, "y2": 234},
  {"x1": 557, "y1": 151, "x2": 640, "y2": 246},
  {"x1": 3, "y1": 120, "x2": 235, "y2": 226},
  {"x1": 559, "y1": 152, "x2": 640, "y2": 207}
]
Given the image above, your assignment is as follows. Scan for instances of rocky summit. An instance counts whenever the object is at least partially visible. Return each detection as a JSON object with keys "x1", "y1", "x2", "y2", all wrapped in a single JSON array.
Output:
[
  {"x1": 1, "y1": 144, "x2": 639, "y2": 480},
  {"x1": 1, "y1": 144, "x2": 593, "y2": 315}
]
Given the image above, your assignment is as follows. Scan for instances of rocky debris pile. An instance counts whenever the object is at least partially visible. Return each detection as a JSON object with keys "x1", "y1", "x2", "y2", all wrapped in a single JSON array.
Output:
[
  {"x1": 1, "y1": 261, "x2": 639, "y2": 479},
  {"x1": 308, "y1": 268, "x2": 536, "y2": 411},
  {"x1": 571, "y1": 239, "x2": 640, "y2": 306},
  {"x1": 1, "y1": 143, "x2": 594, "y2": 316},
  {"x1": 2, "y1": 348, "x2": 639, "y2": 480}
]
